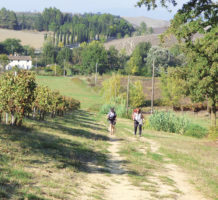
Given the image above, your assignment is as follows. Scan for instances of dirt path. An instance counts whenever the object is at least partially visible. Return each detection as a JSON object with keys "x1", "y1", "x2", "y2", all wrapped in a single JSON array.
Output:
[
  {"x1": 126, "y1": 131, "x2": 208, "y2": 200},
  {"x1": 79, "y1": 126, "x2": 208, "y2": 200},
  {"x1": 104, "y1": 136, "x2": 152, "y2": 200}
]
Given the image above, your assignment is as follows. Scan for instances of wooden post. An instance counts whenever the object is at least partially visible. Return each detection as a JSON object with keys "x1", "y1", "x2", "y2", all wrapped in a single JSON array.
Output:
[
  {"x1": 95, "y1": 62, "x2": 98, "y2": 86},
  {"x1": 5, "y1": 113, "x2": 8, "y2": 124},
  {"x1": 151, "y1": 59, "x2": 155, "y2": 114},
  {"x1": 55, "y1": 63, "x2": 57, "y2": 76},
  {"x1": 126, "y1": 75, "x2": 130, "y2": 115},
  {"x1": 63, "y1": 59, "x2": 66, "y2": 76}
]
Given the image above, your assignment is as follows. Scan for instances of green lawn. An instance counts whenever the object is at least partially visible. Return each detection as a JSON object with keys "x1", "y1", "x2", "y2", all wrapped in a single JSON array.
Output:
[{"x1": 36, "y1": 76, "x2": 102, "y2": 109}]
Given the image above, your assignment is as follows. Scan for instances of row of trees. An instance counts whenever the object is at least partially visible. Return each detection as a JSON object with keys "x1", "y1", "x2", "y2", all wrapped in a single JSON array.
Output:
[
  {"x1": 0, "y1": 7, "x2": 135, "y2": 42},
  {"x1": 0, "y1": 70, "x2": 80, "y2": 126}
]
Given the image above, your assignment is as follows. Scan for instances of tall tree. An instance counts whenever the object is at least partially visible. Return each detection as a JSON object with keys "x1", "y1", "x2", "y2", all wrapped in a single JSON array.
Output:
[
  {"x1": 81, "y1": 41, "x2": 108, "y2": 74},
  {"x1": 136, "y1": 0, "x2": 218, "y2": 126},
  {"x1": 2, "y1": 38, "x2": 23, "y2": 54}
]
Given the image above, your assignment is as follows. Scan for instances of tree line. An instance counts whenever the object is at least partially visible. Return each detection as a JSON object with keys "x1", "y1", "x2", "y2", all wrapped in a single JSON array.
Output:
[
  {"x1": 0, "y1": 70, "x2": 80, "y2": 126},
  {"x1": 39, "y1": 34, "x2": 184, "y2": 76},
  {"x1": 0, "y1": 7, "x2": 135, "y2": 42}
]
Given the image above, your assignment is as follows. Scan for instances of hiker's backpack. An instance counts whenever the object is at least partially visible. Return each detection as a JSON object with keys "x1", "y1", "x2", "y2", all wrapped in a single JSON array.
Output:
[{"x1": 108, "y1": 111, "x2": 116, "y2": 121}]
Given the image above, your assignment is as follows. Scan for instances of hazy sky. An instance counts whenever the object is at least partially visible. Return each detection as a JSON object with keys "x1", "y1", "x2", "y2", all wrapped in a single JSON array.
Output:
[{"x1": 0, "y1": 0, "x2": 187, "y2": 20}]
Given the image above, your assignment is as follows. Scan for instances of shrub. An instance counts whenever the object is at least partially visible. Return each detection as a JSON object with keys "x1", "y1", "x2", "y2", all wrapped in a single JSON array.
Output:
[
  {"x1": 148, "y1": 111, "x2": 189, "y2": 134},
  {"x1": 207, "y1": 127, "x2": 218, "y2": 140},
  {"x1": 184, "y1": 124, "x2": 208, "y2": 138},
  {"x1": 148, "y1": 111, "x2": 208, "y2": 138}
]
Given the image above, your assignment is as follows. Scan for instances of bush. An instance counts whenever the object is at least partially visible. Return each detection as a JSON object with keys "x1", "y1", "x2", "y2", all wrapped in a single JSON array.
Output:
[
  {"x1": 148, "y1": 111, "x2": 208, "y2": 138},
  {"x1": 148, "y1": 111, "x2": 189, "y2": 134},
  {"x1": 207, "y1": 127, "x2": 218, "y2": 140},
  {"x1": 184, "y1": 124, "x2": 208, "y2": 138}
]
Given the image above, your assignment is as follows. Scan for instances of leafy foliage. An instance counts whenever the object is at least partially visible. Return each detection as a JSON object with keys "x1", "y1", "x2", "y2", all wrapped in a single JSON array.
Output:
[
  {"x1": 129, "y1": 81, "x2": 145, "y2": 107},
  {"x1": 81, "y1": 41, "x2": 108, "y2": 74},
  {"x1": 126, "y1": 42, "x2": 151, "y2": 75},
  {"x1": 160, "y1": 67, "x2": 187, "y2": 106},
  {"x1": 148, "y1": 111, "x2": 190, "y2": 134},
  {"x1": 0, "y1": 70, "x2": 80, "y2": 126},
  {"x1": 101, "y1": 73, "x2": 122, "y2": 103},
  {"x1": 0, "y1": 8, "x2": 18, "y2": 29},
  {"x1": 2, "y1": 7, "x2": 135, "y2": 42}
]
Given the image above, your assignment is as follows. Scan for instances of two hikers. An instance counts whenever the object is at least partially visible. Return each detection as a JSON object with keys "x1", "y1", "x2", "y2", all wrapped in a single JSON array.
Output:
[
  {"x1": 132, "y1": 108, "x2": 144, "y2": 136},
  {"x1": 107, "y1": 107, "x2": 144, "y2": 136},
  {"x1": 107, "y1": 108, "x2": 117, "y2": 135}
]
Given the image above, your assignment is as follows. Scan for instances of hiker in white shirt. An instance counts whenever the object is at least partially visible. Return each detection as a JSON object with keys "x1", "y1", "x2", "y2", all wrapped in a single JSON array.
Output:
[{"x1": 132, "y1": 108, "x2": 144, "y2": 136}]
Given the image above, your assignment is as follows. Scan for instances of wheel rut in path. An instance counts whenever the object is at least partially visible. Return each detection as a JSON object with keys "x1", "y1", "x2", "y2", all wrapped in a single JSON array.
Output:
[
  {"x1": 104, "y1": 136, "x2": 152, "y2": 200},
  {"x1": 125, "y1": 129, "x2": 209, "y2": 200}
]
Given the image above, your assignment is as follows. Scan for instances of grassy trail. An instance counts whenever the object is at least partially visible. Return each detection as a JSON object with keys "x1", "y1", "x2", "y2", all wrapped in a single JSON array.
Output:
[{"x1": 0, "y1": 76, "x2": 217, "y2": 199}]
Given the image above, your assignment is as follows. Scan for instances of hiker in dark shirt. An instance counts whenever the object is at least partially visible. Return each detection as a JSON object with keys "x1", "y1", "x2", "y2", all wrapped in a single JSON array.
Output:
[{"x1": 107, "y1": 108, "x2": 117, "y2": 135}]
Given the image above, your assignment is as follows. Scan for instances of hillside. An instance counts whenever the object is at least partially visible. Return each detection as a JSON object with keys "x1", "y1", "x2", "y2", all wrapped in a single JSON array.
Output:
[
  {"x1": 123, "y1": 16, "x2": 169, "y2": 33},
  {"x1": 0, "y1": 28, "x2": 46, "y2": 49},
  {"x1": 104, "y1": 34, "x2": 177, "y2": 55},
  {"x1": 0, "y1": 75, "x2": 216, "y2": 199},
  {"x1": 123, "y1": 16, "x2": 169, "y2": 28}
]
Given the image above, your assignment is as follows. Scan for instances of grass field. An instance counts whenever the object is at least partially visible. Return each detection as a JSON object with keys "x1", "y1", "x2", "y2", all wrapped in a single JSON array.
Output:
[
  {"x1": 36, "y1": 76, "x2": 102, "y2": 110},
  {"x1": 0, "y1": 75, "x2": 217, "y2": 200}
]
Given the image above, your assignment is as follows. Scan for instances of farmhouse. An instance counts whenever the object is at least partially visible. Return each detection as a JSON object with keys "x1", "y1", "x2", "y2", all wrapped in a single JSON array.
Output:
[{"x1": 6, "y1": 55, "x2": 32, "y2": 70}]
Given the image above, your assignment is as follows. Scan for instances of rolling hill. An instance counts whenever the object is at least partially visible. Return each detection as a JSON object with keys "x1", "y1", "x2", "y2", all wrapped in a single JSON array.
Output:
[
  {"x1": 104, "y1": 34, "x2": 177, "y2": 55},
  {"x1": 123, "y1": 16, "x2": 170, "y2": 28}
]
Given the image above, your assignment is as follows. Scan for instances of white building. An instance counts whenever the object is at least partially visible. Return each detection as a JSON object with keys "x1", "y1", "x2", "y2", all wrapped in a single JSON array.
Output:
[{"x1": 6, "y1": 55, "x2": 32, "y2": 70}]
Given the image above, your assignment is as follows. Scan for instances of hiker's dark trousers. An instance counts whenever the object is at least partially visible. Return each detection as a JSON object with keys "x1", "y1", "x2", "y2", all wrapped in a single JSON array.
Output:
[{"x1": 134, "y1": 120, "x2": 142, "y2": 135}]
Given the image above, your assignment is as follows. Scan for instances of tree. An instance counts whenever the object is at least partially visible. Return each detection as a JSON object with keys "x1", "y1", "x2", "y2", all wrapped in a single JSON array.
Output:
[
  {"x1": 0, "y1": 54, "x2": 9, "y2": 71},
  {"x1": 137, "y1": 0, "x2": 217, "y2": 126},
  {"x1": 81, "y1": 41, "x2": 108, "y2": 74},
  {"x1": 160, "y1": 67, "x2": 187, "y2": 107},
  {"x1": 101, "y1": 74, "x2": 122, "y2": 103},
  {"x1": 42, "y1": 37, "x2": 56, "y2": 65},
  {"x1": 107, "y1": 46, "x2": 120, "y2": 71},
  {"x1": 126, "y1": 42, "x2": 151, "y2": 75},
  {"x1": 56, "y1": 47, "x2": 72, "y2": 66},
  {"x1": 129, "y1": 81, "x2": 145, "y2": 107},
  {"x1": 0, "y1": 8, "x2": 18, "y2": 30},
  {"x1": 146, "y1": 46, "x2": 176, "y2": 76},
  {"x1": 2, "y1": 38, "x2": 24, "y2": 54}
]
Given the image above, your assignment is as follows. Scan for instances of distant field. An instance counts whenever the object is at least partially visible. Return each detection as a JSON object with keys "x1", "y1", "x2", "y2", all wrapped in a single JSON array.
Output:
[
  {"x1": 123, "y1": 16, "x2": 170, "y2": 28},
  {"x1": 0, "y1": 28, "x2": 47, "y2": 48},
  {"x1": 104, "y1": 34, "x2": 177, "y2": 55}
]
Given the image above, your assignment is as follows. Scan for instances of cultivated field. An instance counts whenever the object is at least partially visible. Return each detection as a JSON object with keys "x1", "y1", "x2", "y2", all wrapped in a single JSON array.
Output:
[{"x1": 0, "y1": 28, "x2": 47, "y2": 49}]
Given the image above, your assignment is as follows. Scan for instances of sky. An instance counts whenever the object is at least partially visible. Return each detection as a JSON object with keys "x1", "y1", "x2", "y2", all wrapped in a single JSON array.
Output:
[{"x1": 0, "y1": 0, "x2": 187, "y2": 21}]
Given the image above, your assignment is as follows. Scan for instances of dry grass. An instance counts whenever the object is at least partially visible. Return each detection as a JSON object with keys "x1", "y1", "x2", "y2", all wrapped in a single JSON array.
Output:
[
  {"x1": 123, "y1": 16, "x2": 170, "y2": 28},
  {"x1": 0, "y1": 28, "x2": 47, "y2": 48}
]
